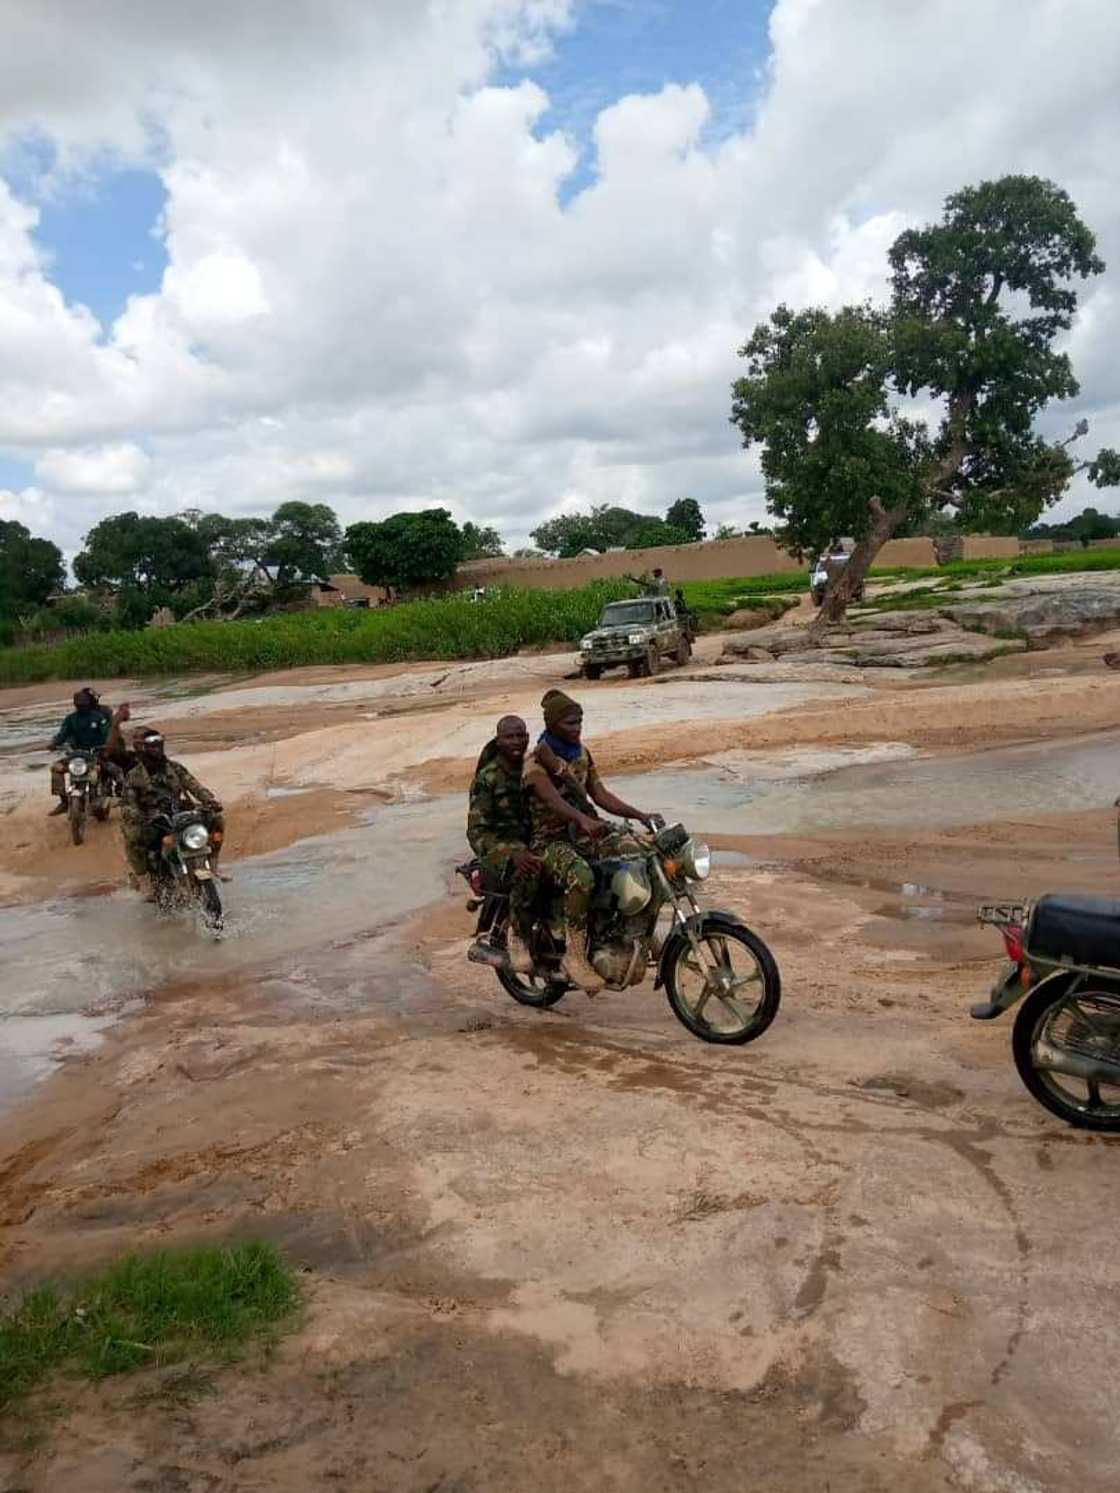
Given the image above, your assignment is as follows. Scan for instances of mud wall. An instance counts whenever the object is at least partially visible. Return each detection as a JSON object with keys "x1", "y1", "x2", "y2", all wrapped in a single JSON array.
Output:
[
  {"x1": 876, "y1": 538, "x2": 937, "y2": 568},
  {"x1": 457, "y1": 535, "x2": 802, "y2": 592},
  {"x1": 961, "y1": 536, "x2": 1019, "y2": 560}
]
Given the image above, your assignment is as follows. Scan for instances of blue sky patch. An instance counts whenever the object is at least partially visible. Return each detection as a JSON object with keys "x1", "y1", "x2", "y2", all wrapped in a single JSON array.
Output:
[
  {"x1": 505, "y1": 0, "x2": 775, "y2": 201},
  {"x1": 33, "y1": 166, "x2": 168, "y2": 331}
]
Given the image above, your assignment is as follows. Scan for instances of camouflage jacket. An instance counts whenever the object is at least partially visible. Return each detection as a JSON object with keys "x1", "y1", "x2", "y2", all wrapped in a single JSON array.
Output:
[
  {"x1": 121, "y1": 758, "x2": 220, "y2": 839},
  {"x1": 522, "y1": 739, "x2": 603, "y2": 849},
  {"x1": 467, "y1": 754, "x2": 529, "y2": 864}
]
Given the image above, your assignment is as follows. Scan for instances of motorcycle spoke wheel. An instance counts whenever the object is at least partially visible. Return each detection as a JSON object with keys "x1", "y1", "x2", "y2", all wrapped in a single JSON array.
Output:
[
  {"x1": 666, "y1": 925, "x2": 780, "y2": 1045},
  {"x1": 1015, "y1": 985, "x2": 1120, "y2": 1130}
]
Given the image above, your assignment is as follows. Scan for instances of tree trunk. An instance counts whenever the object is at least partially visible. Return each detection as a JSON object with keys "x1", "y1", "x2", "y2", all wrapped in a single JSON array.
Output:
[{"x1": 807, "y1": 498, "x2": 906, "y2": 640}]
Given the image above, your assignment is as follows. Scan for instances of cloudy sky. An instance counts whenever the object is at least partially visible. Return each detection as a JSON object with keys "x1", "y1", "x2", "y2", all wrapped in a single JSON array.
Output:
[{"x1": 1, "y1": 0, "x2": 1119, "y2": 557}]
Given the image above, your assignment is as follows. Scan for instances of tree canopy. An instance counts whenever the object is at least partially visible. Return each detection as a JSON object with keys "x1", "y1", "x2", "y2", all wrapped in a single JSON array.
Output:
[
  {"x1": 264, "y1": 501, "x2": 345, "y2": 586},
  {"x1": 665, "y1": 498, "x2": 705, "y2": 541},
  {"x1": 731, "y1": 175, "x2": 1120, "y2": 625},
  {"x1": 0, "y1": 520, "x2": 65, "y2": 620},
  {"x1": 460, "y1": 521, "x2": 505, "y2": 560},
  {"x1": 346, "y1": 509, "x2": 464, "y2": 593},
  {"x1": 530, "y1": 502, "x2": 700, "y2": 557}
]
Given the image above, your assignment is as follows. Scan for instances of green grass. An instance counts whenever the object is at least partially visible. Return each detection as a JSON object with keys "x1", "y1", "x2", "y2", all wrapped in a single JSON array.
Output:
[
  {"x1": 0, "y1": 579, "x2": 638, "y2": 686},
  {"x1": 6, "y1": 545, "x2": 1120, "y2": 687},
  {"x1": 0, "y1": 1241, "x2": 297, "y2": 1410}
]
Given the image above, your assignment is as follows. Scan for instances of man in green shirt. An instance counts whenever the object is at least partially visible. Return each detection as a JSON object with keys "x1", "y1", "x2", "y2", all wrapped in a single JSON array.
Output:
[
  {"x1": 467, "y1": 715, "x2": 541, "y2": 973},
  {"x1": 47, "y1": 688, "x2": 129, "y2": 815}
]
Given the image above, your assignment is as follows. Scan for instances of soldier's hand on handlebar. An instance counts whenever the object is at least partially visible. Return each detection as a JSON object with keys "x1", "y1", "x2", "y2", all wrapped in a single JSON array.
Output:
[
  {"x1": 512, "y1": 848, "x2": 543, "y2": 874},
  {"x1": 644, "y1": 812, "x2": 665, "y2": 831}
]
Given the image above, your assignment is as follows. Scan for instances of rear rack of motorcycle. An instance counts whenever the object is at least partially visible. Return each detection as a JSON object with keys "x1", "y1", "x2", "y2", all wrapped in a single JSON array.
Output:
[{"x1": 977, "y1": 902, "x2": 1031, "y2": 928}]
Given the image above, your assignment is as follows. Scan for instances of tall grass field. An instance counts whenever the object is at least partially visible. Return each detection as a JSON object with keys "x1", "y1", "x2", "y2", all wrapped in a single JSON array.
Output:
[
  {"x1": 4, "y1": 548, "x2": 1120, "y2": 686},
  {"x1": 0, "y1": 579, "x2": 638, "y2": 686}
]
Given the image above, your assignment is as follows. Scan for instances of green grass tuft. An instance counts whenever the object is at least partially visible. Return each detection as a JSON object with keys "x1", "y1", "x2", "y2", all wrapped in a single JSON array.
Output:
[{"x1": 0, "y1": 1241, "x2": 297, "y2": 1410}]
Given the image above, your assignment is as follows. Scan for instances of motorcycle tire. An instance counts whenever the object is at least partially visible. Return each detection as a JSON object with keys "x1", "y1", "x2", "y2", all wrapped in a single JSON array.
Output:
[
  {"x1": 69, "y1": 797, "x2": 86, "y2": 846},
  {"x1": 493, "y1": 929, "x2": 568, "y2": 1009},
  {"x1": 664, "y1": 918, "x2": 780, "y2": 1045},
  {"x1": 1012, "y1": 975, "x2": 1120, "y2": 1131}
]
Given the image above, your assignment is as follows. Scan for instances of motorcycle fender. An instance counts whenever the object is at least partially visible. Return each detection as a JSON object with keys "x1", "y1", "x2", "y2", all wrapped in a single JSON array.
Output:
[
  {"x1": 192, "y1": 867, "x2": 213, "y2": 881},
  {"x1": 654, "y1": 909, "x2": 746, "y2": 991}
]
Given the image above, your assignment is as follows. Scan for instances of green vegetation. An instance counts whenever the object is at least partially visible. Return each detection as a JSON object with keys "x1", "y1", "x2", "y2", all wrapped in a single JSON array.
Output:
[
  {"x1": 0, "y1": 578, "x2": 637, "y2": 685},
  {"x1": 0, "y1": 1241, "x2": 297, "y2": 1409},
  {"x1": 731, "y1": 175, "x2": 1120, "y2": 627}
]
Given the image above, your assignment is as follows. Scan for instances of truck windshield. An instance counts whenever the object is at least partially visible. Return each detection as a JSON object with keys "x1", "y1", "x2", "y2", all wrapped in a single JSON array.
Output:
[{"x1": 600, "y1": 602, "x2": 656, "y2": 626}]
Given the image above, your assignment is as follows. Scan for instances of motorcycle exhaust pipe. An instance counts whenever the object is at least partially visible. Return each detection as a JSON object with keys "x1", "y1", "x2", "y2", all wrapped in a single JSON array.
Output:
[
  {"x1": 467, "y1": 941, "x2": 508, "y2": 970},
  {"x1": 1034, "y1": 1038, "x2": 1120, "y2": 1086}
]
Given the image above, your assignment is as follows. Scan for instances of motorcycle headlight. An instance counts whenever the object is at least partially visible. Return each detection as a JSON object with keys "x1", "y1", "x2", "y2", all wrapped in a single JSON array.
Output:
[
  {"x1": 681, "y1": 838, "x2": 711, "y2": 881},
  {"x1": 181, "y1": 823, "x2": 210, "y2": 852},
  {"x1": 628, "y1": 633, "x2": 645, "y2": 645},
  {"x1": 68, "y1": 757, "x2": 89, "y2": 777}
]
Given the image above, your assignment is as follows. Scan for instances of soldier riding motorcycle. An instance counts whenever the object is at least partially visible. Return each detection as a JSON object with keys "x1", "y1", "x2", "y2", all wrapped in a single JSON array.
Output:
[
  {"x1": 462, "y1": 691, "x2": 781, "y2": 1044},
  {"x1": 48, "y1": 688, "x2": 129, "y2": 842},
  {"x1": 122, "y1": 728, "x2": 226, "y2": 928}
]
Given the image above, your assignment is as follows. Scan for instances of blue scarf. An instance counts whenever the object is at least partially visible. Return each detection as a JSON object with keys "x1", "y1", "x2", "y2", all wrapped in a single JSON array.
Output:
[{"x1": 540, "y1": 729, "x2": 581, "y2": 763}]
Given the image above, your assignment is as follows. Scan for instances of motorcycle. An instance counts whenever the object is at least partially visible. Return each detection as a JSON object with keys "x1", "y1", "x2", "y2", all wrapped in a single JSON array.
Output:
[
  {"x1": 460, "y1": 817, "x2": 781, "y2": 1044},
  {"x1": 63, "y1": 749, "x2": 113, "y2": 846},
  {"x1": 973, "y1": 896, "x2": 1120, "y2": 1130},
  {"x1": 147, "y1": 807, "x2": 225, "y2": 930}
]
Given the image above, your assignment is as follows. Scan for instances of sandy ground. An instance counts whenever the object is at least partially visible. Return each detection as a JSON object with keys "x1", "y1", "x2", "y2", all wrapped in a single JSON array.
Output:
[{"x1": 3, "y1": 636, "x2": 1120, "y2": 1490}]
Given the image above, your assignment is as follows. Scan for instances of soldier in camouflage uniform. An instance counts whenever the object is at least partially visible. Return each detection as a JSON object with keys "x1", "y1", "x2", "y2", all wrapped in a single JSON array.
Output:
[
  {"x1": 121, "y1": 727, "x2": 224, "y2": 893},
  {"x1": 522, "y1": 690, "x2": 654, "y2": 993},
  {"x1": 467, "y1": 715, "x2": 541, "y2": 973}
]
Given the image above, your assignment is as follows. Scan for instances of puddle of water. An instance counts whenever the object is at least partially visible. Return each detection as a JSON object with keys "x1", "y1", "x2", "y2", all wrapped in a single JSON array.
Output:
[
  {"x1": 614, "y1": 732, "x2": 1120, "y2": 838},
  {"x1": 0, "y1": 794, "x2": 465, "y2": 1109},
  {"x1": 265, "y1": 785, "x2": 314, "y2": 799}
]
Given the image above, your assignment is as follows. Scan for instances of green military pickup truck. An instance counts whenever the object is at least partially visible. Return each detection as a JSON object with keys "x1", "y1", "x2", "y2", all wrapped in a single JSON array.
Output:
[{"x1": 579, "y1": 597, "x2": 692, "y2": 679}]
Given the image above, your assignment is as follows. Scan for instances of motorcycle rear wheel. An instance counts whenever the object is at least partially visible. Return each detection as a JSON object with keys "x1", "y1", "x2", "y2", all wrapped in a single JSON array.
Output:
[
  {"x1": 1012, "y1": 976, "x2": 1120, "y2": 1131},
  {"x1": 493, "y1": 928, "x2": 568, "y2": 1008},
  {"x1": 69, "y1": 796, "x2": 86, "y2": 846},
  {"x1": 665, "y1": 920, "x2": 780, "y2": 1044}
]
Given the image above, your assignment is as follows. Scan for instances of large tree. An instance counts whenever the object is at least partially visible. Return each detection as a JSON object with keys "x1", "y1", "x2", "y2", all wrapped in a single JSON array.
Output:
[
  {"x1": 0, "y1": 520, "x2": 65, "y2": 619},
  {"x1": 264, "y1": 501, "x2": 344, "y2": 587},
  {"x1": 665, "y1": 498, "x2": 705, "y2": 542},
  {"x1": 531, "y1": 503, "x2": 693, "y2": 556},
  {"x1": 460, "y1": 521, "x2": 505, "y2": 560},
  {"x1": 731, "y1": 176, "x2": 1120, "y2": 629},
  {"x1": 74, "y1": 512, "x2": 213, "y2": 597},
  {"x1": 346, "y1": 509, "x2": 463, "y2": 594}
]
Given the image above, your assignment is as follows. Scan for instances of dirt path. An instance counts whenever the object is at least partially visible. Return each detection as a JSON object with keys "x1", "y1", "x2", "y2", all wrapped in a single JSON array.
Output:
[{"x1": 3, "y1": 650, "x2": 1120, "y2": 1489}]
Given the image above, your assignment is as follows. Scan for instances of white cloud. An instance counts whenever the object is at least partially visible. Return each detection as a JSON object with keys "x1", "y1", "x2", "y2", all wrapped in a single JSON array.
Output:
[
  {"x1": 1, "y1": 0, "x2": 1119, "y2": 554},
  {"x1": 34, "y1": 442, "x2": 151, "y2": 495}
]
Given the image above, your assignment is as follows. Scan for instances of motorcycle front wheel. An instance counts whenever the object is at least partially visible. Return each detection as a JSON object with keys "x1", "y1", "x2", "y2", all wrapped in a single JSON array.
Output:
[
  {"x1": 1012, "y1": 975, "x2": 1120, "y2": 1131},
  {"x1": 194, "y1": 877, "x2": 224, "y2": 931},
  {"x1": 664, "y1": 919, "x2": 781, "y2": 1045},
  {"x1": 69, "y1": 796, "x2": 86, "y2": 846}
]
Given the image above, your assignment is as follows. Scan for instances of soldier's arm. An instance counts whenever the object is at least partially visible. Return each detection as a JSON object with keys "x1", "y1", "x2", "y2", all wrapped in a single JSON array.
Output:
[
  {"x1": 120, "y1": 773, "x2": 145, "y2": 834},
  {"x1": 49, "y1": 716, "x2": 72, "y2": 750},
  {"x1": 586, "y1": 754, "x2": 651, "y2": 825},
  {"x1": 467, "y1": 774, "x2": 515, "y2": 859},
  {"x1": 176, "y1": 765, "x2": 221, "y2": 808}
]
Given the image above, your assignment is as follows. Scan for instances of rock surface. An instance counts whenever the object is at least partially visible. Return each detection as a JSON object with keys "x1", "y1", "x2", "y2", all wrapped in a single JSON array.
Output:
[
  {"x1": 941, "y1": 587, "x2": 1120, "y2": 646},
  {"x1": 721, "y1": 608, "x2": 1026, "y2": 668}
]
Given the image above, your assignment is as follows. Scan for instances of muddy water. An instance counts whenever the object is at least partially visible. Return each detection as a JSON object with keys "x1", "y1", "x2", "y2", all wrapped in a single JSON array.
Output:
[
  {"x1": 615, "y1": 731, "x2": 1120, "y2": 836},
  {"x1": 0, "y1": 796, "x2": 463, "y2": 1107},
  {"x1": 6, "y1": 728, "x2": 1119, "y2": 1107}
]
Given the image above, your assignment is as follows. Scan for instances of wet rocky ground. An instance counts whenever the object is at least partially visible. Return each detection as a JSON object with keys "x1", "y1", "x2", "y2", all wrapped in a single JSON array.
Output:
[{"x1": 2, "y1": 643, "x2": 1120, "y2": 1490}]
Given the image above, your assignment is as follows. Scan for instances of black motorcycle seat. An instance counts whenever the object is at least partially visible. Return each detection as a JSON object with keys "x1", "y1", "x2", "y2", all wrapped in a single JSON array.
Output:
[{"x1": 1027, "y1": 894, "x2": 1120, "y2": 969}]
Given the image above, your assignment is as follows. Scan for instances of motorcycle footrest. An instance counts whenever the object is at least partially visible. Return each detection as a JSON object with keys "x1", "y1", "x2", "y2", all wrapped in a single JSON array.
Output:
[
  {"x1": 467, "y1": 942, "x2": 508, "y2": 970},
  {"x1": 969, "y1": 1001, "x2": 1003, "y2": 1021}
]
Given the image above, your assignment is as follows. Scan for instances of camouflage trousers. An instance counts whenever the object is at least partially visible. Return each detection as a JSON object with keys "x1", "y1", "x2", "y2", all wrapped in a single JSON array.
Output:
[
  {"x1": 537, "y1": 841, "x2": 596, "y2": 933},
  {"x1": 484, "y1": 853, "x2": 540, "y2": 940}
]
